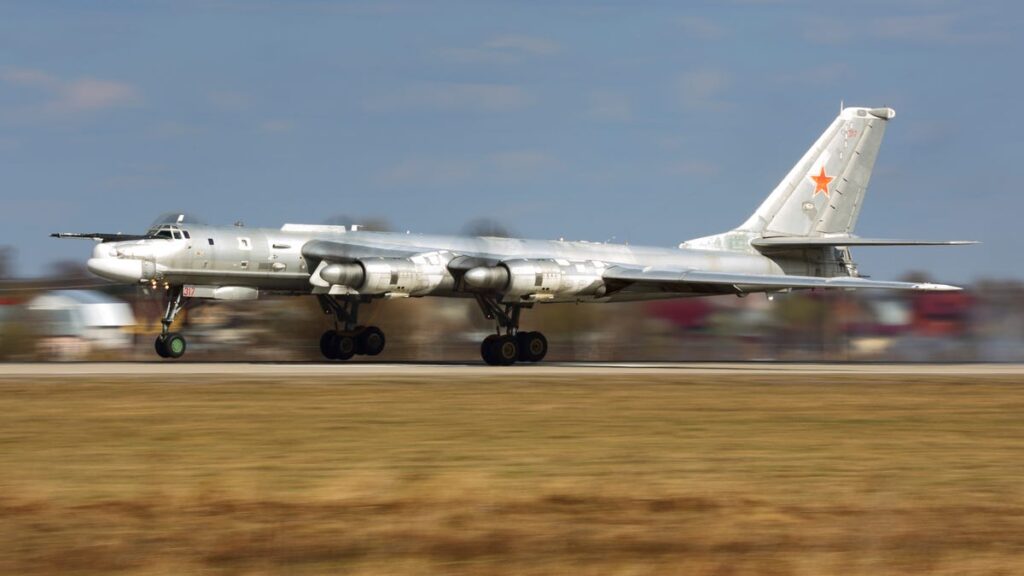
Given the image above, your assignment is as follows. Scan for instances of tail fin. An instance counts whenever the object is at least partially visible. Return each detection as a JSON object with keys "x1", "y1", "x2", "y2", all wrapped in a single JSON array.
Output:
[{"x1": 737, "y1": 106, "x2": 895, "y2": 237}]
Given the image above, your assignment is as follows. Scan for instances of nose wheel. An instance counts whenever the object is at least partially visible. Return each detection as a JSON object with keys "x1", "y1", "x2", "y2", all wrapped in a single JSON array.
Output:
[
  {"x1": 154, "y1": 286, "x2": 189, "y2": 360},
  {"x1": 155, "y1": 333, "x2": 187, "y2": 359}
]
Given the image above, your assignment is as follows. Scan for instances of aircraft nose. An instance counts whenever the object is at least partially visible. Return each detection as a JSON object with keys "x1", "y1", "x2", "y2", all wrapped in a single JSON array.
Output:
[{"x1": 87, "y1": 257, "x2": 145, "y2": 283}]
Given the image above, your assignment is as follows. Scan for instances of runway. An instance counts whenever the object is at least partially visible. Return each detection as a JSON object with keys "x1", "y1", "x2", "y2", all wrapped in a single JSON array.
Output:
[
  {"x1": 3, "y1": 361, "x2": 1023, "y2": 378},
  {"x1": 2, "y1": 361, "x2": 1023, "y2": 574}
]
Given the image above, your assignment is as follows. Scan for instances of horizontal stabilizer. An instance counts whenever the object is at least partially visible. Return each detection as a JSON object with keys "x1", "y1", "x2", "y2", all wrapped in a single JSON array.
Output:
[
  {"x1": 751, "y1": 236, "x2": 977, "y2": 249},
  {"x1": 51, "y1": 232, "x2": 148, "y2": 242},
  {"x1": 603, "y1": 266, "x2": 961, "y2": 293}
]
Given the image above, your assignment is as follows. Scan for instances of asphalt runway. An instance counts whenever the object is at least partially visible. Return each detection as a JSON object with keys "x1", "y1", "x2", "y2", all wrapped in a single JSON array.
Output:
[{"x1": 2, "y1": 362, "x2": 1023, "y2": 378}]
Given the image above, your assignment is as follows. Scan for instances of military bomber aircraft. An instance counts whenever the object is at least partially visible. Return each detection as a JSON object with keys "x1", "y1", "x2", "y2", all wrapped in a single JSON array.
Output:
[{"x1": 54, "y1": 106, "x2": 973, "y2": 364}]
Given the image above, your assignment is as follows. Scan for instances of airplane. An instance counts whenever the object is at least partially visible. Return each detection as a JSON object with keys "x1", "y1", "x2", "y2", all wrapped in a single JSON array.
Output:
[{"x1": 54, "y1": 106, "x2": 974, "y2": 364}]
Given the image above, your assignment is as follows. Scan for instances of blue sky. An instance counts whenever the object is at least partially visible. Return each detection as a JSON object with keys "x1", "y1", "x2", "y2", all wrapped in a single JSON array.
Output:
[{"x1": 1, "y1": 0, "x2": 1020, "y2": 281}]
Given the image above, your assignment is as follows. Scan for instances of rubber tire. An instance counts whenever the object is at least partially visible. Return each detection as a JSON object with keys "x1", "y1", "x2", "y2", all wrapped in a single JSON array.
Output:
[
  {"x1": 320, "y1": 330, "x2": 339, "y2": 360},
  {"x1": 493, "y1": 335, "x2": 519, "y2": 366},
  {"x1": 154, "y1": 336, "x2": 169, "y2": 358},
  {"x1": 164, "y1": 333, "x2": 187, "y2": 359},
  {"x1": 335, "y1": 334, "x2": 357, "y2": 360},
  {"x1": 516, "y1": 331, "x2": 548, "y2": 363},
  {"x1": 481, "y1": 335, "x2": 499, "y2": 365},
  {"x1": 358, "y1": 326, "x2": 386, "y2": 356},
  {"x1": 352, "y1": 326, "x2": 367, "y2": 355}
]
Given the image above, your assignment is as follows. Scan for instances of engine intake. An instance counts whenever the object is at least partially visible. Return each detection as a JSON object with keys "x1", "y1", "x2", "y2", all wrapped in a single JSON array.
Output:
[
  {"x1": 465, "y1": 259, "x2": 606, "y2": 301},
  {"x1": 319, "y1": 256, "x2": 452, "y2": 296}
]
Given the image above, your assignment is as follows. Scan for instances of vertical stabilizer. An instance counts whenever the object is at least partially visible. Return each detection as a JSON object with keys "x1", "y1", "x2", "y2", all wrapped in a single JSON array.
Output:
[{"x1": 737, "y1": 106, "x2": 894, "y2": 237}]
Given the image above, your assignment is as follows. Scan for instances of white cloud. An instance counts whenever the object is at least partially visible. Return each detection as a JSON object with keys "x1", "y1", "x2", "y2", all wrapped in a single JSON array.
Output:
[
  {"x1": 676, "y1": 69, "x2": 730, "y2": 111},
  {"x1": 1, "y1": 67, "x2": 140, "y2": 115},
  {"x1": 440, "y1": 34, "x2": 560, "y2": 64},
  {"x1": 57, "y1": 78, "x2": 139, "y2": 112},
  {"x1": 368, "y1": 82, "x2": 534, "y2": 112}
]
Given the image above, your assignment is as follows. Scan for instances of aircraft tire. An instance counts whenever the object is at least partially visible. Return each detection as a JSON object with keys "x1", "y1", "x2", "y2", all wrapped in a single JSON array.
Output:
[
  {"x1": 358, "y1": 326, "x2": 386, "y2": 356},
  {"x1": 480, "y1": 335, "x2": 499, "y2": 365},
  {"x1": 154, "y1": 336, "x2": 169, "y2": 358},
  {"x1": 164, "y1": 333, "x2": 187, "y2": 359},
  {"x1": 516, "y1": 331, "x2": 548, "y2": 363},
  {"x1": 320, "y1": 330, "x2": 340, "y2": 360},
  {"x1": 335, "y1": 334, "x2": 357, "y2": 360},
  {"x1": 493, "y1": 335, "x2": 519, "y2": 366}
]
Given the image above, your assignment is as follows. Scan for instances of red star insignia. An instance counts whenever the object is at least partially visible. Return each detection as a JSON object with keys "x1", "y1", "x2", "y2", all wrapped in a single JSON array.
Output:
[{"x1": 810, "y1": 166, "x2": 833, "y2": 197}]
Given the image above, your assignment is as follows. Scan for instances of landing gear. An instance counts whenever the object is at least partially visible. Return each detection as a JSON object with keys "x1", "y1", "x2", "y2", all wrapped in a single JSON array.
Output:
[
  {"x1": 155, "y1": 333, "x2": 187, "y2": 359},
  {"x1": 154, "y1": 286, "x2": 189, "y2": 360},
  {"x1": 516, "y1": 331, "x2": 548, "y2": 363},
  {"x1": 475, "y1": 295, "x2": 548, "y2": 365},
  {"x1": 356, "y1": 326, "x2": 386, "y2": 356},
  {"x1": 317, "y1": 296, "x2": 386, "y2": 361}
]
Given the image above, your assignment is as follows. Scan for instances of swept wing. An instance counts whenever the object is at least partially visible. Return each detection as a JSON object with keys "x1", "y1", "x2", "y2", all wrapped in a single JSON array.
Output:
[
  {"x1": 751, "y1": 237, "x2": 977, "y2": 249},
  {"x1": 602, "y1": 266, "x2": 960, "y2": 295}
]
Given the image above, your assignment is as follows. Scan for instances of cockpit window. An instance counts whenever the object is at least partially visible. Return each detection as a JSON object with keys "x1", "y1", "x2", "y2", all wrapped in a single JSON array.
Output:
[
  {"x1": 148, "y1": 225, "x2": 187, "y2": 240},
  {"x1": 182, "y1": 230, "x2": 191, "y2": 239}
]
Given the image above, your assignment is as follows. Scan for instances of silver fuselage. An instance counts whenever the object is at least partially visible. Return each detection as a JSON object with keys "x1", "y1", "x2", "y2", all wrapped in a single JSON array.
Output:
[{"x1": 88, "y1": 223, "x2": 845, "y2": 303}]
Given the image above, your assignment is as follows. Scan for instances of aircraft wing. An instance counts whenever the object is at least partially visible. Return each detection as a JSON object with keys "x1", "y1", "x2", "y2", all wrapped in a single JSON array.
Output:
[
  {"x1": 51, "y1": 232, "x2": 149, "y2": 242},
  {"x1": 602, "y1": 266, "x2": 961, "y2": 294},
  {"x1": 751, "y1": 237, "x2": 977, "y2": 249},
  {"x1": 301, "y1": 239, "x2": 424, "y2": 263}
]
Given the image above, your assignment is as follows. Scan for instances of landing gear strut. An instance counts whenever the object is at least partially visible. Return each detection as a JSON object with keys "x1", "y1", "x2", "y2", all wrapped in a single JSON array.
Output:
[
  {"x1": 475, "y1": 295, "x2": 548, "y2": 365},
  {"x1": 154, "y1": 285, "x2": 188, "y2": 359},
  {"x1": 317, "y1": 295, "x2": 386, "y2": 361}
]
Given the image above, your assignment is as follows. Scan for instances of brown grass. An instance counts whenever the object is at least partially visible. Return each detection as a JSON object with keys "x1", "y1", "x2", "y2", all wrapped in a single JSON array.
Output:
[{"x1": 0, "y1": 372, "x2": 1022, "y2": 574}]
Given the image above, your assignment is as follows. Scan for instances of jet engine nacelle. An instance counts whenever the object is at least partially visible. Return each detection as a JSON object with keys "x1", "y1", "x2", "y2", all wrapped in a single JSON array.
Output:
[
  {"x1": 320, "y1": 256, "x2": 451, "y2": 296},
  {"x1": 465, "y1": 259, "x2": 606, "y2": 300}
]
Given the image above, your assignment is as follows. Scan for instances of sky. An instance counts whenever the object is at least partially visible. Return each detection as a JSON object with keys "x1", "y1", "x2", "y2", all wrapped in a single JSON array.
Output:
[{"x1": 1, "y1": 0, "x2": 1021, "y2": 282}]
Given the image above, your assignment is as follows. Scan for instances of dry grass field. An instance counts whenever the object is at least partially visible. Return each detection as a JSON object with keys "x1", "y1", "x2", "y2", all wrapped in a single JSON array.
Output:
[{"x1": 0, "y1": 370, "x2": 1022, "y2": 575}]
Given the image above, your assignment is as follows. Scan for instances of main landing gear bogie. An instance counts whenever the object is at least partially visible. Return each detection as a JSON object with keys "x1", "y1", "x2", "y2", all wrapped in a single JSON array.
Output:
[
  {"x1": 317, "y1": 295, "x2": 386, "y2": 362},
  {"x1": 479, "y1": 331, "x2": 548, "y2": 366},
  {"x1": 319, "y1": 326, "x2": 386, "y2": 361},
  {"x1": 475, "y1": 295, "x2": 548, "y2": 366}
]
